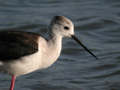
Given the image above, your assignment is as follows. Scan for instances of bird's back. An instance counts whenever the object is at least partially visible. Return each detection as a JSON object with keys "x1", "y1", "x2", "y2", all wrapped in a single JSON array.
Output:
[{"x1": 0, "y1": 31, "x2": 40, "y2": 61}]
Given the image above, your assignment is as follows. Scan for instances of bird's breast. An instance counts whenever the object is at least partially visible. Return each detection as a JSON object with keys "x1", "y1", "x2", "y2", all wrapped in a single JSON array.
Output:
[{"x1": 40, "y1": 41, "x2": 62, "y2": 69}]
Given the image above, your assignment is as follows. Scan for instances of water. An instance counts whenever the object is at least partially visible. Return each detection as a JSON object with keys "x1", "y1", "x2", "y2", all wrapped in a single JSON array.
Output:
[{"x1": 0, "y1": 0, "x2": 120, "y2": 90}]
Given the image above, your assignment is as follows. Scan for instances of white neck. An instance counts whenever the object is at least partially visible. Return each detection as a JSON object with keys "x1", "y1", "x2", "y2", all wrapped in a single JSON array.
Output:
[{"x1": 40, "y1": 33, "x2": 63, "y2": 68}]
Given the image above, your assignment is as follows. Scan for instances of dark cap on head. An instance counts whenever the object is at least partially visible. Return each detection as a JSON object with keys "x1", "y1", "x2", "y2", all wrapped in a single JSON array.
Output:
[{"x1": 54, "y1": 16, "x2": 62, "y2": 20}]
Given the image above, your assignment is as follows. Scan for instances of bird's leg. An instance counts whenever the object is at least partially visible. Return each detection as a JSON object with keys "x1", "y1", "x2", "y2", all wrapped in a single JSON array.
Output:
[{"x1": 10, "y1": 75, "x2": 16, "y2": 90}]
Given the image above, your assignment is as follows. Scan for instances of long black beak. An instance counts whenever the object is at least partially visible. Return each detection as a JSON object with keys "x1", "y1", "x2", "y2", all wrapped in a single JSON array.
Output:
[{"x1": 71, "y1": 35, "x2": 98, "y2": 59}]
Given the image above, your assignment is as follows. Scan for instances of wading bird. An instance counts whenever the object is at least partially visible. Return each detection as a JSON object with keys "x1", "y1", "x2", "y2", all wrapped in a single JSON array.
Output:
[{"x1": 0, "y1": 16, "x2": 97, "y2": 90}]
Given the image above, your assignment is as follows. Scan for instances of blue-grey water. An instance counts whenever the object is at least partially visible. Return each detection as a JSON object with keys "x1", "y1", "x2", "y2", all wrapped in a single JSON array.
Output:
[{"x1": 0, "y1": 0, "x2": 120, "y2": 90}]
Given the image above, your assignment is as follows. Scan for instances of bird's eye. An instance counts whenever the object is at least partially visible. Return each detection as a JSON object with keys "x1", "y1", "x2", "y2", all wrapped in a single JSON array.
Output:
[{"x1": 64, "y1": 26, "x2": 69, "y2": 30}]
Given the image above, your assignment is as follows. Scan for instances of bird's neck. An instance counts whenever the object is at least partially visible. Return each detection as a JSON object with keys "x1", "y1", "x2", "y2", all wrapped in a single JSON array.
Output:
[
  {"x1": 41, "y1": 33, "x2": 62, "y2": 68},
  {"x1": 48, "y1": 33, "x2": 62, "y2": 55},
  {"x1": 49, "y1": 32, "x2": 62, "y2": 46}
]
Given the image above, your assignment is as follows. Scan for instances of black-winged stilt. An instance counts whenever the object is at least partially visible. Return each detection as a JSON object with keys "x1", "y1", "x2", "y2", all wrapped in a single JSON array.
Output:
[{"x1": 0, "y1": 16, "x2": 97, "y2": 90}]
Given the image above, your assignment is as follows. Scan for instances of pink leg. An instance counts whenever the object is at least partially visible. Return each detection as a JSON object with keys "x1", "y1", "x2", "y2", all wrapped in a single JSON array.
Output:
[{"x1": 10, "y1": 75, "x2": 16, "y2": 90}]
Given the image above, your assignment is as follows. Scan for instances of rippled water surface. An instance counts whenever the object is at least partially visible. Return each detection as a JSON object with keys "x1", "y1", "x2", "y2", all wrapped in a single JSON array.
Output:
[{"x1": 0, "y1": 0, "x2": 120, "y2": 90}]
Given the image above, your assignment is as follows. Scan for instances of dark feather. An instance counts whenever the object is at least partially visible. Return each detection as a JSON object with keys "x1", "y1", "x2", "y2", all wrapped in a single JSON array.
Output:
[{"x1": 0, "y1": 31, "x2": 39, "y2": 61}]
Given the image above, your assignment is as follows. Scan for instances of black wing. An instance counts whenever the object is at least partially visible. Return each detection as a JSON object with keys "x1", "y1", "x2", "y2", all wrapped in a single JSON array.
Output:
[{"x1": 0, "y1": 31, "x2": 39, "y2": 61}]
